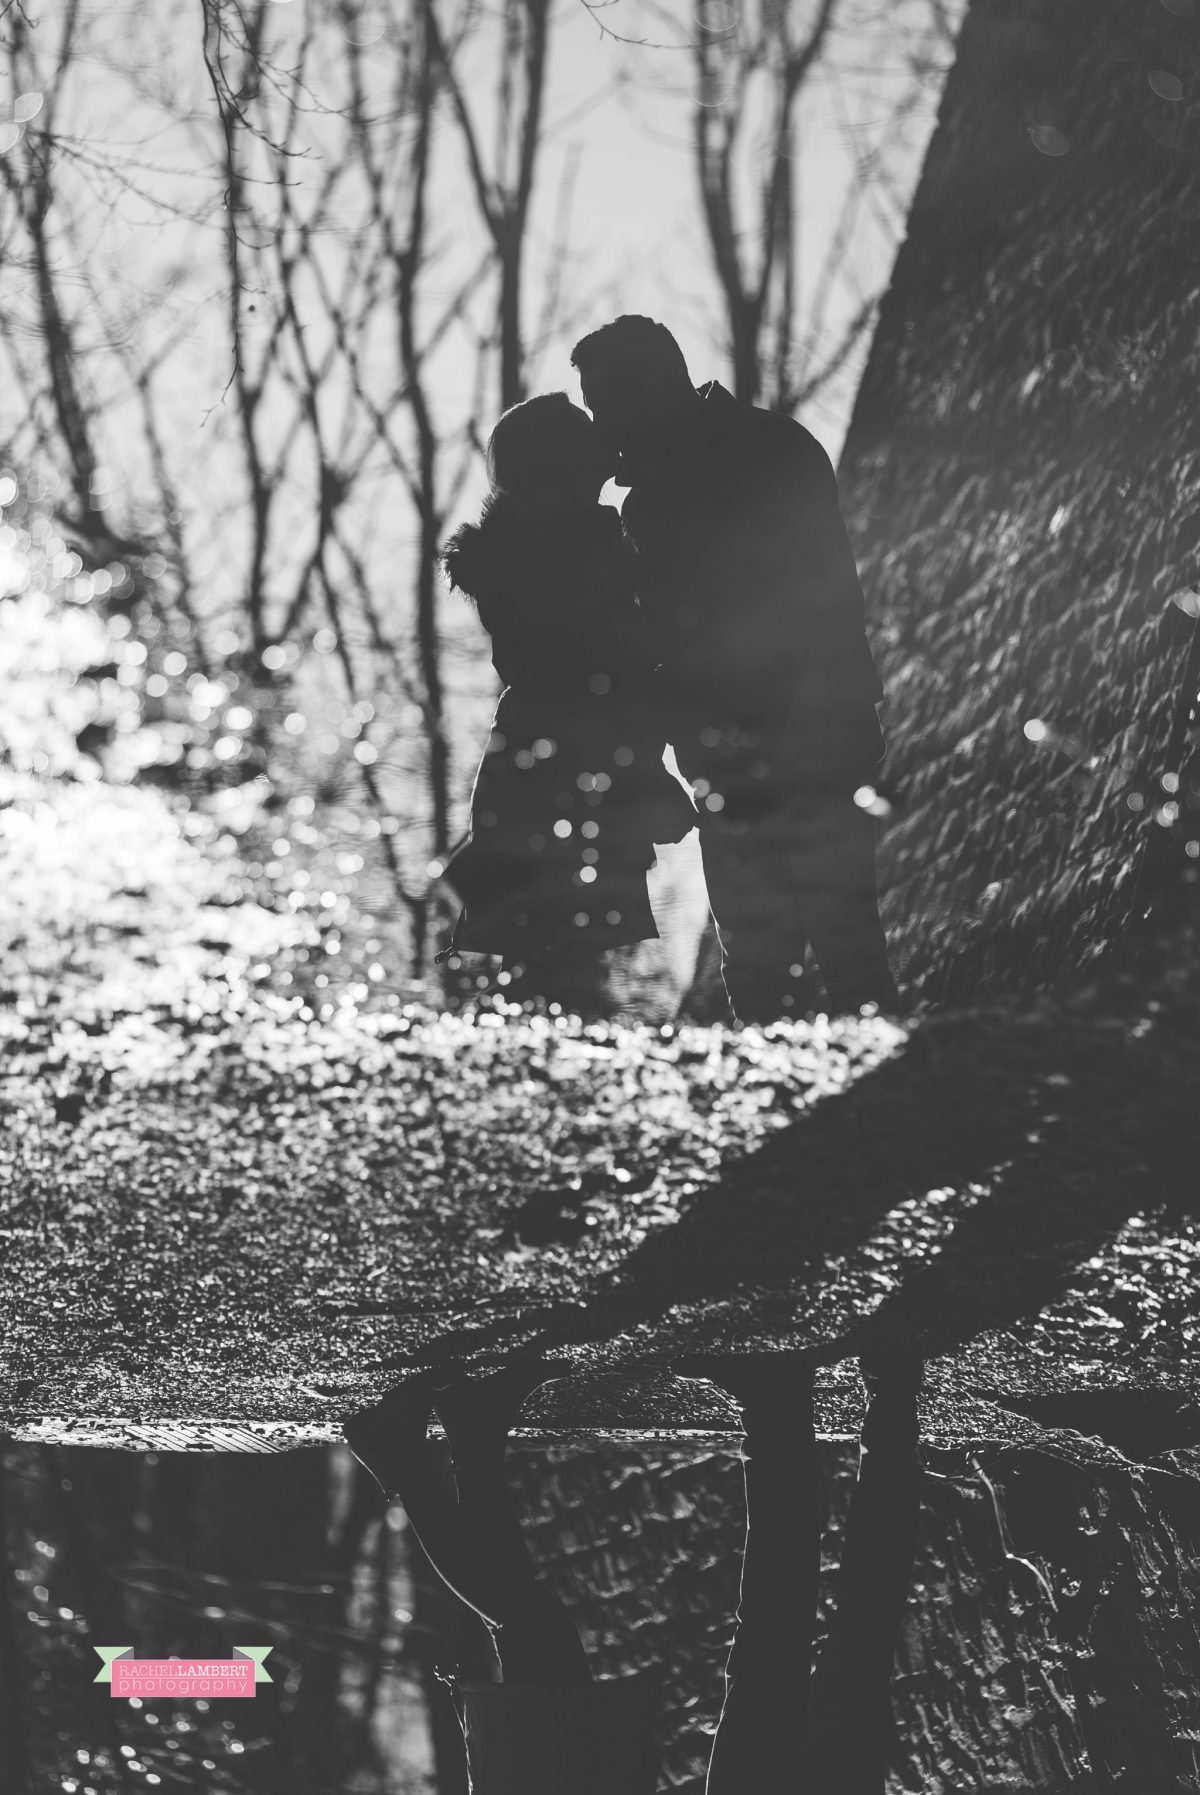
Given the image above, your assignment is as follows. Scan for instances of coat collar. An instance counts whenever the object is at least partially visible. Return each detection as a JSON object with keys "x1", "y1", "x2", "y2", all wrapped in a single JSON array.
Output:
[{"x1": 614, "y1": 381, "x2": 738, "y2": 487}]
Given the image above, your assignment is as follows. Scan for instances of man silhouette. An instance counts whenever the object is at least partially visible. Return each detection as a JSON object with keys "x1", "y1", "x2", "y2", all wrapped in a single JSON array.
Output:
[
  {"x1": 571, "y1": 315, "x2": 897, "y2": 1021},
  {"x1": 683, "y1": 1349, "x2": 924, "y2": 1795}
]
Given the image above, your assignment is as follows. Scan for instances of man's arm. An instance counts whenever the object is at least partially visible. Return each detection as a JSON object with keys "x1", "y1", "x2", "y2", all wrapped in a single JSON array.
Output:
[
  {"x1": 755, "y1": 423, "x2": 887, "y2": 774},
  {"x1": 776, "y1": 424, "x2": 884, "y2": 704}
]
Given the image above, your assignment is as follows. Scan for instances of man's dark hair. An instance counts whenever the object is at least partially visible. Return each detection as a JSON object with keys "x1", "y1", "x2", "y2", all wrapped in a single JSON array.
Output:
[{"x1": 570, "y1": 315, "x2": 692, "y2": 388}]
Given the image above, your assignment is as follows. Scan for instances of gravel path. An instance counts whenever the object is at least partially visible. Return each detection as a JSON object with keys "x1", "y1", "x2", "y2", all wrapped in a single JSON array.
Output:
[{"x1": 3, "y1": 934, "x2": 1197, "y2": 1459}]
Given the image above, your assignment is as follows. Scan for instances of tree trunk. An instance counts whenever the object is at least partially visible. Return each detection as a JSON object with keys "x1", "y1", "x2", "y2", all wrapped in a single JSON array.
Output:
[{"x1": 837, "y1": 0, "x2": 1200, "y2": 1001}]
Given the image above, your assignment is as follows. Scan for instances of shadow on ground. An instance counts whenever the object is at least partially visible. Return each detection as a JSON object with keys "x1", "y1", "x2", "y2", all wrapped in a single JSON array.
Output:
[{"x1": 385, "y1": 967, "x2": 1199, "y2": 1411}]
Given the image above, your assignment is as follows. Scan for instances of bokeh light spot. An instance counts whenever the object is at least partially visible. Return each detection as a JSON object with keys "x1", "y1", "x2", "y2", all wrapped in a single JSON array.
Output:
[{"x1": 1028, "y1": 124, "x2": 1070, "y2": 156}]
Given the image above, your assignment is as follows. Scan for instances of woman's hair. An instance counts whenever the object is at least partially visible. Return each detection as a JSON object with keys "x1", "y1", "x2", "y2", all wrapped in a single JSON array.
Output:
[{"x1": 486, "y1": 392, "x2": 596, "y2": 503}]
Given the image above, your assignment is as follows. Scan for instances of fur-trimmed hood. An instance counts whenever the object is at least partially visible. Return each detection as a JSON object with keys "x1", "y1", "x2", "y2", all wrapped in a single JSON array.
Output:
[
  {"x1": 441, "y1": 492, "x2": 649, "y2": 691},
  {"x1": 441, "y1": 495, "x2": 508, "y2": 602},
  {"x1": 442, "y1": 493, "x2": 627, "y2": 607}
]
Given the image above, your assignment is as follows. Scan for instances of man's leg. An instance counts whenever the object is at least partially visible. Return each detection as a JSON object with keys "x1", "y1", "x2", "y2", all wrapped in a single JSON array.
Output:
[
  {"x1": 697, "y1": 787, "x2": 895, "y2": 1022},
  {"x1": 697, "y1": 808, "x2": 814, "y2": 1024},
  {"x1": 785, "y1": 790, "x2": 897, "y2": 1015},
  {"x1": 807, "y1": 1350, "x2": 924, "y2": 1793},
  {"x1": 677, "y1": 1355, "x2": 824, "y2": 1795}
]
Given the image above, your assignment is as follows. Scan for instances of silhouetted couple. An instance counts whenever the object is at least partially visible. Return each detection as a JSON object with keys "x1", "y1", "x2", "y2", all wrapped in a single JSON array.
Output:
[
  {"x1": 344, "y1": 1350, "x2": 924, "y2": 1794},
  {"x1": 440, "y1": 316, "x2": 898, "y2": 1024}
]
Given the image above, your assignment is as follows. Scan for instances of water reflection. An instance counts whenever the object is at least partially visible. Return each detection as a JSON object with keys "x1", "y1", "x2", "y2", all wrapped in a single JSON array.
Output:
[
  {"x1": 341, "y1": 1354, "x2": 920, "y2": 1792},
  {"x1": 4, "y1": 1383, "x2": 1200, "y2": 1792}
]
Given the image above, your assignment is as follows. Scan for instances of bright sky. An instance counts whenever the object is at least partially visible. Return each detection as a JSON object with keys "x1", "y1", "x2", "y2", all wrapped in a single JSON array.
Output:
[
  {"x1": 3, "y1": 0, "x2": 957, "y2": 717},
  {"x1": 497, "y1": 0, "x2": 958, "y2": 455}
]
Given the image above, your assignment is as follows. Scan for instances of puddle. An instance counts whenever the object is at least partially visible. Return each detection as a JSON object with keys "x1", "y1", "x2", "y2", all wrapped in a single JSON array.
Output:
[{"x1": 4, "y1": 1426, "x2": 1199, "y2": 1792}]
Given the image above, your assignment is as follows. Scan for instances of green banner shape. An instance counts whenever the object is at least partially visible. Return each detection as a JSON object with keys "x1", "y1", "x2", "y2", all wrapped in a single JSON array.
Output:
[
  {"x1": 232, "y1": 1646, "x2": 274, "y2": 1685},
  {"x1": 93, "y1": 1648, "x2": 135, "y2": 1684}
]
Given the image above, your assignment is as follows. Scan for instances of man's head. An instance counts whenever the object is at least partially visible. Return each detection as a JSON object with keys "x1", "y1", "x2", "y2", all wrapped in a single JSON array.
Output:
[{"x1": 571, "y1": 316, "x2": 699, "y2": 458}]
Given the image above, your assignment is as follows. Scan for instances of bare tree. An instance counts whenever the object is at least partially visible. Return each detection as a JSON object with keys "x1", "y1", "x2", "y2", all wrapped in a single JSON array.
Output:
[
  {"x1": 691, "y1": 0, "x2": 960, "y2": 414},
  {"x1": 0, "y1": 0, "x2": 157, "y2": 563},
  {"x1": 694, "y1": 0, "x2": 835, "y2": 405},
  {"x1": 429, "y1": 0, "x2": 553, "y2": 409},
  {"x1": 197, "y1": 0, "x2": 450, "y2": 946},
  {"x1": 0, "y1": 0, "x2": 539, "y2": 976}
]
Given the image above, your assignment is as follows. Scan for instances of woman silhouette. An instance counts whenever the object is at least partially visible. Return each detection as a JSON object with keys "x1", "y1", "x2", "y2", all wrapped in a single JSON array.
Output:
[
  {"x1": 440, "y1": 393, "x2": 695, "y2": 1014},
  {"x1": 344, "y1": 1366, "x2": 660, "y2": 1795}
]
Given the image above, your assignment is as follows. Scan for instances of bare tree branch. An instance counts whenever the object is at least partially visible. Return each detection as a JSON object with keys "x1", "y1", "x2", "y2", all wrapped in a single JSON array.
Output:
[{"x1": 427, "y1": 0, "x2": 551, "y2": 406}]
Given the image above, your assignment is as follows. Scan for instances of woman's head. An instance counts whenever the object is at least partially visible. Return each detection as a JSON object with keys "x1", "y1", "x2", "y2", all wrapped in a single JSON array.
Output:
[{"x1": 486, "y1": 392, "x2": 613, "y2": 505}]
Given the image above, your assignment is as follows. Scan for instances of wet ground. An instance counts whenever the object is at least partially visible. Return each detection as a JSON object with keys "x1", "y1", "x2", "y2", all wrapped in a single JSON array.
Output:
[
  {"x1": 2, "y1": 933, "x2": 1198, "y2": 1466},
  {"x1": 6, "y1": 1432, "x2": 1200, "y2": 1793}
]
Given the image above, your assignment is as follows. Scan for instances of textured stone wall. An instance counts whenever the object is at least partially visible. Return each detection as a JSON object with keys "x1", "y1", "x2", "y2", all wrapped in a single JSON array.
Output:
[{"x1": 838, "y1": 0, "x2": 1200, "y2": 1000}]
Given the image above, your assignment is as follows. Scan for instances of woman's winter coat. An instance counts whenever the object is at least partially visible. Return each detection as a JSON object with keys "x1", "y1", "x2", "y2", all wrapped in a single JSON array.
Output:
[{"x1": 440, "y1": 496, "x2": 695, "y2": 959}]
